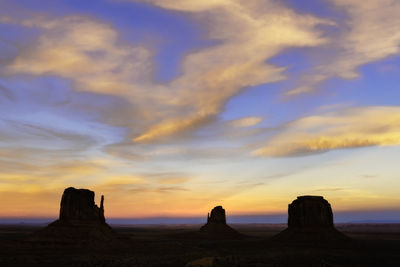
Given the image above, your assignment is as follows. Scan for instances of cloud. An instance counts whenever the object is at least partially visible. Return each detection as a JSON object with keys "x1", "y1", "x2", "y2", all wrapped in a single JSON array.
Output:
[
  {"x1": 312, "y1": 187, "x2": 346, "y2": 192},
  {"x1": 0, "y1": 15, "x2": 160, "y2": 136},
  {"x1": 285, "y1": 0, "x2": 400, "y2": 96},
  {"x1": 158, "y1": 177, "x2": 189, "y2": 184},
  {"x1": 253, "y1": 106, "x2": 400, "y2": 157},
  {"x1": 0, "y1": 158, "x2": 105, "y2": 178},
  {"x1": 2, "y1": 15, "x2": 154, "y2": 96},
  {"x1": 138, "y1": 0, "x2": 231, "y2": 11},
  {"x1": 4, "y1": 2, "x2": 399, "y2": 217},
  {"x1": 1, "y1": 0, "x2": 332, "y2": 143},
  {"x1": 128, "y1": 0, "x2": 333, "y2": 142},
  {"x1": 94, "y1": 175, "x2": 188, "y2": 194},
  {"x1": 103, "y1": 142, "x2": 147, "y2": 161},
  {"x1": 0, "y1": 145, "x2": 111, "y2": 191},
  {"x1": 0, "y1": 118, "x2": 99, "y2": 160},
  {"x1": 228, "y1": 116, "x2": 263, "y2": 128}
]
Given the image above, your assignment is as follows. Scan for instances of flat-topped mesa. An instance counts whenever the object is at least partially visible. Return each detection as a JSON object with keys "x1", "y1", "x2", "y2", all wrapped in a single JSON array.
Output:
[
  {"x1": 273, "y1": 195, "x2": 349, "y2": 242},
  {"x1": 288, "y1": 195, "x2": 333, "y2": 229},
  {"x1": 59, "y1": 187, "x2": 105, "y2": 224}
]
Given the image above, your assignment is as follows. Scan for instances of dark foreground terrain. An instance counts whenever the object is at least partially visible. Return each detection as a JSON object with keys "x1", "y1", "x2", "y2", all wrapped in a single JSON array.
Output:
[{"x1": 1, "y1": 223, "x2": 400, "y2": 266}]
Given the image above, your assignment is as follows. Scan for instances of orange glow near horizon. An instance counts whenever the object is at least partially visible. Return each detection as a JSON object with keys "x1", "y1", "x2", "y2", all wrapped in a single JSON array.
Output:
[{"x1": 1, "y1": 0, "x2": 400, "y2": 222}]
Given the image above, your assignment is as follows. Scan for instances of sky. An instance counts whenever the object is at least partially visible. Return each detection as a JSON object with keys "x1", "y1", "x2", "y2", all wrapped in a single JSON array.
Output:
[{"x1": 0, "y1": 0, "x2": 400, "y2": 223}]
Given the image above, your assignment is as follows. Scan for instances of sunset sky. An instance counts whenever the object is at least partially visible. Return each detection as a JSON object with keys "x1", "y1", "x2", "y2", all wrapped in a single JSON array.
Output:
[{"x1": 0, "y1": 0, "x2": 400, "y2": 223}]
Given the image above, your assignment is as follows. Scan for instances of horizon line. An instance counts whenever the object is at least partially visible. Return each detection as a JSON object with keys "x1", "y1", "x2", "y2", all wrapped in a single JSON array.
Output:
[{"x1": 2, "y1": 209, "x2": 400, "y2": 225}]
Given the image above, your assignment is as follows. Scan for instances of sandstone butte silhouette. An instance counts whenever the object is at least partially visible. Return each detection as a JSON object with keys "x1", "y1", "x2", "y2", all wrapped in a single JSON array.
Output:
[
  {"x1": 29, "y1": 187, "x2": 118, "y2": 244},
  {"x1": 273, "y1": 195, "x2": 349, "y2": 242},
  {"x1": 198, "y1": 206, "x2": 242, "y2": 239},
  {"x1": 28, "y1": 188, "x2": 348, "y2": 243}
]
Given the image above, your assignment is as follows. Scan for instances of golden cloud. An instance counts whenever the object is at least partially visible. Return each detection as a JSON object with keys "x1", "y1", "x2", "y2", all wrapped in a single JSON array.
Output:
[
  {"x1": 2, "y1": 0, "x2": 332, "y2": 143},
  {"x1": 228, "y1": 117, "x2": 263, "y2": 128},
  {"x1": 130, "y1": 0, "x2": 332, "y2": 142},
  {"x1": 138, "y1": 0, "x2": 231, "y2": 11},
  {"x1": 4, "y1": 16, "x2": 153, "y2": 96},
  {"x1": 158, "y1": 177, "x2": 190, "y2": 185},
  {"x1": 253, "y1": 106, "x2": 400, "y2": 157}
]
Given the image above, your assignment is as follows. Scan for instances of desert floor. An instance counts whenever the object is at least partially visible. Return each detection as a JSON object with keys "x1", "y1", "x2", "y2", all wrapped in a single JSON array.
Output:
[{"x1": 1, "y1": 223, "x2": 400, "y2": 266}]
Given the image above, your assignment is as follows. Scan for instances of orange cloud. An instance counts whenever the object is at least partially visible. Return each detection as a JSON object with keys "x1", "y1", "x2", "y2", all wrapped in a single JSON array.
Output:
[{"x1": 158, "y1": 177, "x2": 189, "y2": 185}]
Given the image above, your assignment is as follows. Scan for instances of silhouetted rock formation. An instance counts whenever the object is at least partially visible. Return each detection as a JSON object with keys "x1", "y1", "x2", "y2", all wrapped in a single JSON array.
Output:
[
  {"x1": 274, "y1": 196, "x2": 349, "y2": 242},
  {"x1": 29, "y1": 187, "x2": 118, "y2": 244},
  {"x1": 199, "y1": 206, "x2": 242, "y2": 239},
  {"x1": 58, "y1": 187, "x2": 105, "y2": 224},
  {"x1": 288, "y1": 196, "x2": 333, "y2": 229},
  {"x1": 205, "y1": 205, "x2": 226, "y2": 224}
]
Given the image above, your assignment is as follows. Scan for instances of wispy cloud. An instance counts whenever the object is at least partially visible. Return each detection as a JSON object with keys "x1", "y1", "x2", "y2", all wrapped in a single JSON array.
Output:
[
  {"x1": 1, "y1": 0, "x2": 399, "y2": 218},
  {"x1": 130, "y1": 0, "x2": 332, "y2": 142},
  {"x1": 0, "y1": 1, "x2": 332, "y2": 144},
  {"x1": 312, "y1": 187, "x2": 346, "y2": 192},
  {"x1": 227, "y1": 116, "x2": 263, "y2": 128},
  {"x1": 254, "y1": 106, "x2": 400, "y2": 157},
  {"x1": 285, "y1": 0, "x2": 400, "y2": 96},
  {"x1": 94, "y1": 176, "x2": 189, "y2": 196}
]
